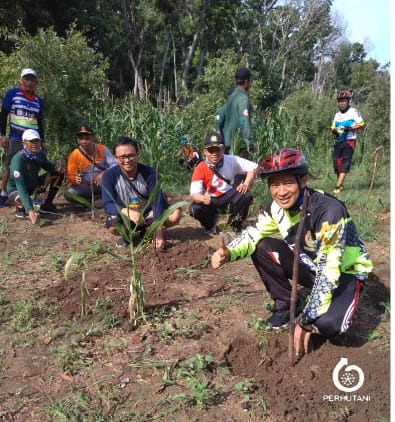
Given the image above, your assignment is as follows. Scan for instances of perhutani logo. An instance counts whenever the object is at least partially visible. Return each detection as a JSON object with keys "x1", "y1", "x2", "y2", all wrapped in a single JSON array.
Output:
[{"x1": 322, "y1": 358, "x2": 371, "y2": 402}]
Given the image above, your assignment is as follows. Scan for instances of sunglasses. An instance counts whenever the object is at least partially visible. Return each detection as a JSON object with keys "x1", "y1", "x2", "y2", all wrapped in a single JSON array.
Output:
[
  {"x1": 205, "y1": 146, "x2": 222, "y2": 153},
  {"x1": 116, "y1": 154, "x2": 137, "y2": 162}
]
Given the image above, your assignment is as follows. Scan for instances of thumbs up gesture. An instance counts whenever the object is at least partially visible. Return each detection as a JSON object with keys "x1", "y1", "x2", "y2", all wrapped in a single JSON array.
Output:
[{"x1": 211, "y1": 237, "x2": 230, "y2": 268}]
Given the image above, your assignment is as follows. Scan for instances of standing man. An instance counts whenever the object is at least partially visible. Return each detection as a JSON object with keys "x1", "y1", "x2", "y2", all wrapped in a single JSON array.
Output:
[
  {"x1": 102, "y1": 136, "x2": 182, "y2": 248},
  {"x1": 7, "y1": 129, "x2": 64, "y2": 224},
  {"x1": 0, "y1": 68, "x2": 46, "y2": 207},
  {"x1": 222, "y1": 67, "x2": 253, "y2": 156},
  {"x1": 215, "y1": 87, "x2": 234, "y2": 142},
  {"x1": 211, "y1": 148, "x2": 372, "y2": 359},
  {"x1": 65, "y1": 125, "x2": 117, "y2": 204},
  {"x1": 330, "y1": 90, "x2": 366, "y2": 194},
  {"x1": 189, "y1": 132, "x2": 257, "y2": 234}
]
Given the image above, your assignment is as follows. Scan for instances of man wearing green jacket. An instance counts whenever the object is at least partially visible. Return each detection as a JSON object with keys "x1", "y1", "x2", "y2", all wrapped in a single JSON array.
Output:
[
  {"x1": 222, "y1": 67, "x2": 253, "y2": 155},
  {"x1": 7, "y1": 129, "x2": 64, "y2": 224}
]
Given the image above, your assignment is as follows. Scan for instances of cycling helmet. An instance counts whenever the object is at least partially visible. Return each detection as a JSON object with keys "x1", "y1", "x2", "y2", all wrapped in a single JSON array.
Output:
[
  {"x1": 336, "y1": 90, "x2": 352, "y2": 101},
  {"x1": 259, "y1": 148, "x2": 309, "y2": 177}
]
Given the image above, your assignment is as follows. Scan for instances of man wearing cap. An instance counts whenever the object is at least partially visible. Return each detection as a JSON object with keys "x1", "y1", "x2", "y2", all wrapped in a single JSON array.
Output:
[
  {"x1": 189, "y1": 132, "x2": 257, "y2": 234},
  {"x1": 7, "y1": 129, "x2": 64, "y2": 224},
  {"x1": 222, "y1": 67, "x2": 253, "y2": 155},
  {"x1": 0, "y1": 68, "x2": 46, "y2": 207},
  {"x1": 65, "y1": 125, "x2": 117, "y2": 204}
]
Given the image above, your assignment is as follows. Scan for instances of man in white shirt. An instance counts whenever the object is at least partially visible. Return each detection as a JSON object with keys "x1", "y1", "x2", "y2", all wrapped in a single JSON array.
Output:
[{"x1": 189, "y1": 132, "x2": 257, "y2": 234}]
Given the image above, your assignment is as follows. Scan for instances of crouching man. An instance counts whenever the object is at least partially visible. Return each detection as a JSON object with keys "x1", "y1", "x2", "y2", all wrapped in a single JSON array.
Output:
[
  {"x1": 101, "y1": 136, "x2": 182, "y2": 249},
  {"x1": 211, "y1": 148, "x2": 372, "y2": 358},
  {"x1": 7, "y1": 129, "x2": 64, "y2": 224},
  {"x1": 189, "y1": 132, "x2": 257, "y2": 234}
]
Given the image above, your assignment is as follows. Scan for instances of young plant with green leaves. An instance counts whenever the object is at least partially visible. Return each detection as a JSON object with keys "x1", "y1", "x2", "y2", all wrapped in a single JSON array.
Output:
[{"x1": 64, "y1": 178, "x2": 187, "y2": 326}]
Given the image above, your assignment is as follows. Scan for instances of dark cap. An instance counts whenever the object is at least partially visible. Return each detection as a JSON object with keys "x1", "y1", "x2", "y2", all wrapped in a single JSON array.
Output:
[
  {"x1": 77, "y1": 125, "x2": 93, "y2": 136},
  {"x1": 235, "y1": 67, "x2": 251, "y2": 82},
  {"x1": 204, "y1": 132, "x2": 224, "y2": 147}
]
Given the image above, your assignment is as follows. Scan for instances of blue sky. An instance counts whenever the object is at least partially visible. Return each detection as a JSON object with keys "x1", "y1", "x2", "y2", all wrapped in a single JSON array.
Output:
[{"x1": 331, "y1": 0, "x2": 391, "y2": 66}]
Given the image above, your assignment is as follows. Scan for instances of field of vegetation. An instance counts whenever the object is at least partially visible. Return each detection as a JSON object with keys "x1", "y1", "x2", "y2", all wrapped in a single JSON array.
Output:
[{"x1": 0, "y1": 1, "x2": 390, "y2": 420}]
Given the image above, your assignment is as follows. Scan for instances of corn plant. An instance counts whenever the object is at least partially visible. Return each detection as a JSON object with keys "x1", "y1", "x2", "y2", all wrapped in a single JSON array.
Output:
[{"x1": 64, "y1": 178, "x2": 187, "y2": 327}]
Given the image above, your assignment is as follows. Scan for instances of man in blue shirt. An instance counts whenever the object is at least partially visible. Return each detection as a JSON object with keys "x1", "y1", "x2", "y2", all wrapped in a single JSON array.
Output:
[
  {"x1": 0, "y1": 68, "x2": 46, "y2": 207},
  {"x1": 101, "y1": 137, "x2": 182, "y2": 248}
]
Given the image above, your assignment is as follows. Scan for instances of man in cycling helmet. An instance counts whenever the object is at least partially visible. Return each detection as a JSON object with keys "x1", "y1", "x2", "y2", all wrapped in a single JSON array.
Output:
[
  {"x1": 330, "y1": 90, "x2": 366, "y2": 194},
  {"x1": 211, "y1": 148, "x2": 372, "y2": 359}
]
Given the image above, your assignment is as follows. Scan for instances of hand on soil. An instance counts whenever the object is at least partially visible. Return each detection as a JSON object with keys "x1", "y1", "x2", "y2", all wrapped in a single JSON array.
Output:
[
  {"x1": 211, "y1": 238, "x2": 230, "y2": 268},
  {"x1": 294, "y1": 324, "x2": 311, "y2": 360}
]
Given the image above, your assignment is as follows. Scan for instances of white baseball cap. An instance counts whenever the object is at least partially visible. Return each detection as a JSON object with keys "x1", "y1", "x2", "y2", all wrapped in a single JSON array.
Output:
[
  {"x1": 21, "y1": 68, "x2": 37, "y2": 78},
  {"x1": 22, "y1": 129, "x2": 41, "y2": 142}
]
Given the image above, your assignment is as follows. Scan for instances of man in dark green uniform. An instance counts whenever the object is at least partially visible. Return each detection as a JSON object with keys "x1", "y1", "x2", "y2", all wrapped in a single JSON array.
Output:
[
  {"x1": 7, "y1": 129, "x2": 64, "y2": 224},
  {"x1": 222, "y1": 67, "x2": 253, "y2": 156}
]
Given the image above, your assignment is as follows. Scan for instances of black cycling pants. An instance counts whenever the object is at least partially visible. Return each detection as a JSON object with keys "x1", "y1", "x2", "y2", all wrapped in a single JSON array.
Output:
[
  {"x1": 189, "y1": 188, "x2": 252, "y2": 232},
  {"x1": 251, "y1": 237, "x2": 363, "y2": 338}
]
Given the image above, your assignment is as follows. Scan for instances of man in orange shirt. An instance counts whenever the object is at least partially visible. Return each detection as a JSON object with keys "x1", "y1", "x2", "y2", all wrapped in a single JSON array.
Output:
[{"x1": 65, "y1": 125, "x2": 116, "y2": 204}]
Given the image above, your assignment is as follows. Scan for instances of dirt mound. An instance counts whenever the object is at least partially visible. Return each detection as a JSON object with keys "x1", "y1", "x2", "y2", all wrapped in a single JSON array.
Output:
[{"x1": 0, "y1": 201, "x2": 390, "y2": 421}]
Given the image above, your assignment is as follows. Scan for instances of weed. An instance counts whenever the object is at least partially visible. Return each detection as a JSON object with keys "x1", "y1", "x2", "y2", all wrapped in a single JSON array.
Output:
[
  {"x1": 52, "y1": 340, "x2": 89, "y2": 374},
  {"x1": 208, "y1": 296, "x2": 237, "y2": 314},
  {"x1": 149, "y1": 307, "x2": 209, "y2": 342},
  {"x1": 5, "y1": 298, "x2": 58, "y2": 333},
  {"x1": 328, "y1": 406, "x2": 352, "y2": 421},
  {"x1": 379, "y1": 300, "x2": 390, "y2": 317},
  {"x1": 0, "y1": 218, "x2": 9, "y2": 236},
  {"x1": 366, "y1": 329, "x2": 381, "y2": 341},
  {"x1": 49, "y1": 252, "x2": 63, "y2": 273},
  {"x1": 160, "y1": 353, "x2": 217, "y2": 409},
  {"x1": 235, "y1": 379, "x2": 255, "y2": 402}
]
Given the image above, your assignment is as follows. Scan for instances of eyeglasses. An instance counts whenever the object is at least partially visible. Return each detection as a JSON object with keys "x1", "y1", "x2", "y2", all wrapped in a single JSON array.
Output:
[
  {"x1": 77, "y1": 134, "x2": 92, "y2": 140},
  {"x1": 205, "y1": 146, "x2": 222, "y2": 153},
  {"x1": 116, "y1": 154, "x2": 137, "y2": 162},
  {"x1": 25, "y1": 139, "x2": 41, "y2": 144}
]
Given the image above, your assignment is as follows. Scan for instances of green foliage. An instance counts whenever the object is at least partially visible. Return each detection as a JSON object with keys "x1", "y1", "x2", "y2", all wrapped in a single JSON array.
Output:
[
  {"x1": 5, "y1": 298, "x2": 58, "y2": 333},
  {"x1": 0, "y1": 25, "x2": 108, "y2": 158}
]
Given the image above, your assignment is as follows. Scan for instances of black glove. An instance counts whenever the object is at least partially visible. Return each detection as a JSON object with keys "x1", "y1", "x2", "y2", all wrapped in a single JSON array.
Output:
[{"x1": 331, "y1": 129, "x2": 339, "y2": 136}]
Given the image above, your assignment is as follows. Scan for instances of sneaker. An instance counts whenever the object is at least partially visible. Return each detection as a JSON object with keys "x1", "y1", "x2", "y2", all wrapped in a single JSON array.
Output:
[
  {"x1": 39, "y1": 203, "x2": 59, "y2": 215},
  {"x1": 15, "y1": 206, "x2": 26, "y2": 219},
  {"x1": 0, "y1": 195, "x2": 8, "y2": 207},
  {"x1": 204, "y1": 216, "x2": 218, "y2": 235},
  {"x1": 116, "y1": 237, "x2": 130, "y2": 248},
  {"x1": 266, "y1": 309, "x2": 290, "y2": 329},
  {"x1": 332, "y1": 185, "x2": 344, "y2": 194},
  {"x1": 266, "y1": 296, "x2": 305, "y2": 329},
  {"x1": 204, "y1": 225, "x2": 217, "y2": 235}
]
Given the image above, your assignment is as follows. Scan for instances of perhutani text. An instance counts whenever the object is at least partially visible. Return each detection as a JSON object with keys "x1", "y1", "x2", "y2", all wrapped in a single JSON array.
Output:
[{"x1": 322, "y1": 395, "x2": 371, "y2": 402}]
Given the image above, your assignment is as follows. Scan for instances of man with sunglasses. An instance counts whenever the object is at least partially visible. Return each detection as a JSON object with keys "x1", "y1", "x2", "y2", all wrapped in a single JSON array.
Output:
[
  {"x1": 64, "y1": 125, "x2": 117, "y2": 204},
  {"x1": 189, "y1": 132, "x2": 257, "y2": 234},
  {"x1": 101, "y1": 136, "x2": 182, "y2": 248}
]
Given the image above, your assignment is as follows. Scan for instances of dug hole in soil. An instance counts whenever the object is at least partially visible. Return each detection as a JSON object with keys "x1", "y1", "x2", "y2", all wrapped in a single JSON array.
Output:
[{"x1": 0, "y1": 198, "x2": 390, "y2": 421}]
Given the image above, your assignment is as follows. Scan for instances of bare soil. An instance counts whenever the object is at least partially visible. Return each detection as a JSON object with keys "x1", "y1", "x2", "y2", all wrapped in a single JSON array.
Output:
[{"x1": 0, "y1": 197, "x2": 390, "y2": 422}]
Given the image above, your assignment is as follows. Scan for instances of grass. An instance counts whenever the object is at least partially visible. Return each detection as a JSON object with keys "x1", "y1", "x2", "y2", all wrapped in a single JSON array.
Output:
[
  {"x1": 4, "y1": 297, "x2": 58, "y2": 333},
  {"x1": 148, "y1": 306, "x2": 210, "y2": 342}
]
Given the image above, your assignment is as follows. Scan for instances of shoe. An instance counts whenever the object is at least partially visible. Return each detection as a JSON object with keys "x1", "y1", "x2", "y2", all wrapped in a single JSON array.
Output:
[
  {"x1": 266, "y1": 309, "x2": 290, "y2": 329},
  {"x1": 0, "y1": 195, "x2": 8, "y2": 207},
  {"x1": 204, "y1": 226, "x2": 217, "y2": 235},
  {"x1": 15, "y1": 206, "x2": 26, "y2": 219},
  {"x1": 204, "y1": 216, "x2": 219, "y2": 235},
  {"x1": 116, "y1": 237, "x2": 130, "y2": 248},
  {"x1": 39, "y1": 203, "x2": 59, "y2": 215},
  {"x1": 332, "y1": 185, "x2": 344, "y2": 194},
  {"x1": 266, "y1": 297, "x2": 305, "y2": 329}
]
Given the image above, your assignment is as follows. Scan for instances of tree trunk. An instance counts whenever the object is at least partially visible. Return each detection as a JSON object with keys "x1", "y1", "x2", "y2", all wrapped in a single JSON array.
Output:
[{"x1": 181, "y1": 0, "x2": 210, "y2": 91}]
